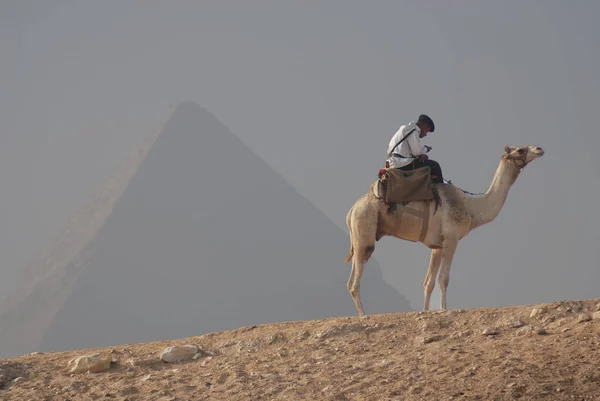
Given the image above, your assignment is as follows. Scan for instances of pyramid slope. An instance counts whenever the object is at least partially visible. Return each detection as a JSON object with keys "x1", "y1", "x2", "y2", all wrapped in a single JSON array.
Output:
[
  {"x1": 0, "y1": 102, "x2": 410, "y2": 357},
  {"x1": 0, "y1": 118, "x2": 165, "y2": 358}
]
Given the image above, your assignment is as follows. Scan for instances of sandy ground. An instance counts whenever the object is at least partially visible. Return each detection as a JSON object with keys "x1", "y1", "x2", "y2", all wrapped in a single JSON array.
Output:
[{"x1": 2, "y1": 298, "x2": 600, "y2": 401}]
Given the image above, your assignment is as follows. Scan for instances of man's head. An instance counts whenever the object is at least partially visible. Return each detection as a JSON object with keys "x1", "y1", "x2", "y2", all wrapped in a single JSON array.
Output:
[{"x1": 416, "y1": 114, "x2": 435, "y2": 137}]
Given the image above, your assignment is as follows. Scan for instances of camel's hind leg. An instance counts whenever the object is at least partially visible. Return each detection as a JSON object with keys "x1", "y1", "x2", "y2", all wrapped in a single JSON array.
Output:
[
  {"x1": 423, "y1": 248, "x2": 442, "y2": 311},
  {"x1": 347, "y1": 244, "x2": 375, "y2": 317},
  {"x1": 438, "y1": 236, "x2": 458, "y2": 310},
  {"x1": 344, "y1": 198, "x2": 378, "y2": 317}
]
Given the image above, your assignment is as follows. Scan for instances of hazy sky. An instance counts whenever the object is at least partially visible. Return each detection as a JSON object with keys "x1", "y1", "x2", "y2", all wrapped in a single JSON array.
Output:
[{"x1": 2, "y1": 1, "x2": 599, "y2": 311}]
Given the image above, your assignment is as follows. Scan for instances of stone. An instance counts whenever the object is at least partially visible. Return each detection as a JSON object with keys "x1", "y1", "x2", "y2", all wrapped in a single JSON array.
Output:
[
  {"x1": 593, "y1": 311, "x2": 600, "y2": 320},
  {"x1": 571, "y1": 303, "x2": 584, "y2": 313},
  {"x1": 267, "y1": 333, "x2": 286, "y2": 345},
  {"x1": 515, "y1": 325, "x2": 546, "y2": 337},
  {"x1": 418, "y1": 335, "x2": 445, "y2": 344},
  {"x1": 578, "y1": 313, "x2": 592, "y2": 323},
  {"x1": 127, "y1": 357, "x2": 163, "y2": 367},
  {"x1": 200, "y1": 356, "x2": 213, "y2": 366},
  {"x1": 452, "y1": 330, "x2": 473, "y2": 339},
  {"x1": 505, "y1": 318, "x2": 525, "y2": 328},
  {"x1": 530, "y1": 308, "x2": 545, "y2": 318},
  {"x1": 540, "y1": 315, "x2": 555, "y2": 324},
  {"x1": 295, "y1": 330, "x2": 311, "y2": 341},
  {"x1": 547, "y1": 318, "x2": 569, "y2": 330},
  {"x1": 482, "y1": 328, "x2": 499, "y2": 336},
  {"x1": 70, "y1": 353, "x2": 112, "y2": 373},
  {"x1": 160, "y1": 345, "x2": 199, "y2": 363}
]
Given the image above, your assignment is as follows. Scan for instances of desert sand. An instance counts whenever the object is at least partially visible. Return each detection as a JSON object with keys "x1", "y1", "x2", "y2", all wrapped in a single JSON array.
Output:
[{"x1": 2, "y1": 298, "x2": 600, "y2": 401}]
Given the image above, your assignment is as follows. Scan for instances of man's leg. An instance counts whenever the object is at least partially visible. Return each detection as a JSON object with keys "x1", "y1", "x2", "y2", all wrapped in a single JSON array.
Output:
[
  {"x1": 398, "y1": 162, "x2": 416, "y2": 171},
  {"x1": 399, "y1": 159, "x2": 443, "y2": 183},
  {"x1": 423, "y1": 159, "x2": 443, "y2": 183}
]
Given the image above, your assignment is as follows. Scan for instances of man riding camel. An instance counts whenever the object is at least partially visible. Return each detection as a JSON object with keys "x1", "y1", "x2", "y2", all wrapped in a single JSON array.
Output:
[{"x1": 386, "y1": 114, "x2": 444, "y2": 183}]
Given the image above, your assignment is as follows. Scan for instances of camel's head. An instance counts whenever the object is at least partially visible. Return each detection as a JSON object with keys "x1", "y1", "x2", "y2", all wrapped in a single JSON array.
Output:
[{"x1": 503, "y1": 145, "x2": 544, "y2": 170}]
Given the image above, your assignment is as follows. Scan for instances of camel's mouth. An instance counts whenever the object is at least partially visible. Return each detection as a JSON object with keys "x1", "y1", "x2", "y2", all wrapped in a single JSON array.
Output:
[{"x1": 532, "y1": 147, "x2": 544, "y2": 157}]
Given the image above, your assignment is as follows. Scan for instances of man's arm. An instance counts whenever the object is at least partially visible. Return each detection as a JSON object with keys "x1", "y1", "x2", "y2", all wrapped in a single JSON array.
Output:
[
  {"x1": 406, "y1": 128, "x2": 423, "y2": 157},
  {"x1": 387, "y1": 129, "x2": 402, "y2": 155}
]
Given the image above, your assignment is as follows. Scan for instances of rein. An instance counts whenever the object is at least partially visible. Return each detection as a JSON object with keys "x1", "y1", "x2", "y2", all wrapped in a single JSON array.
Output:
[
  {"x1": 444, "y1": 148, "x2": 530, "y2": 196},
  {"x1": 377, "y1": 147, "x2": 532, "y2": 199}
]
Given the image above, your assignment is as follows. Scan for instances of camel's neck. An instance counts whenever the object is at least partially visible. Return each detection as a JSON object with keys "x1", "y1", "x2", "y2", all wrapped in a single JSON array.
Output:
[{"x1": 469, "y1": 159, "x2": 520, "y2": 229}]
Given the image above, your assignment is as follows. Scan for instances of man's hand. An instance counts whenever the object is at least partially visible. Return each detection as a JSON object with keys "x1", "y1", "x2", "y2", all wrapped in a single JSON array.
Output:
[
  {"x1": 419, "y1": 154, "x2": 429, "y2": 161},
  {"x1": 424, "y1": 145, "x2": 432, "y2": 153}
]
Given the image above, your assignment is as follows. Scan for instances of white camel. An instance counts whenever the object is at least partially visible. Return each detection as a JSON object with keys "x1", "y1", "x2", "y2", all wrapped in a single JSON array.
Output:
[{"x1": 345, "y1": 145, "x2": 544, "y2": 316}]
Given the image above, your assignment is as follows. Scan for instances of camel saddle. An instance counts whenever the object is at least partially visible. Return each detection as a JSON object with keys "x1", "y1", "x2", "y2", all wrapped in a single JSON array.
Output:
[{"x1": 378, "y1": 166, "x2": 435, "y2": 204}]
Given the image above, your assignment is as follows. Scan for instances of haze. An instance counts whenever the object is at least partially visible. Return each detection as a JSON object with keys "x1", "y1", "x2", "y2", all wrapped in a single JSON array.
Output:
[{"x1": 2, "y1": 1, "x2": 599, "y2": 316}]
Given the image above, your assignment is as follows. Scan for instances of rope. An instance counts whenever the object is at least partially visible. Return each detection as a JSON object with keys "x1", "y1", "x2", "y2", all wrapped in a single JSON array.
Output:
[
  {"x1": 442, "y1": 178, "x2": 485, "y2": 196},
  {"x1": 444, "y1": 159, "x2": 527, "y2": 196},
  {"x1": 442, "y1": 152, "x2": 530, "y2": 197}
]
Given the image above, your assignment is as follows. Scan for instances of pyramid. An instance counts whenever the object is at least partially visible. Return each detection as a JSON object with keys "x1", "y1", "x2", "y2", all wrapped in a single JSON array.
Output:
[{"x1": 0, "y1": 101, "x2": 411, "y2": 357}]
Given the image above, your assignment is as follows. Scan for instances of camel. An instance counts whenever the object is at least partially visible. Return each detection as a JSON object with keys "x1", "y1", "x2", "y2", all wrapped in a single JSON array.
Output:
[{"x1": 344, "y1": 145, "x2": 544, "y2": 316}]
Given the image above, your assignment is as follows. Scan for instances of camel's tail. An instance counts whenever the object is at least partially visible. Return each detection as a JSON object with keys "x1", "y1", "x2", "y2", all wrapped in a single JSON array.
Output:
[
  {"x1": 345, "y1": 206, "x2": 354, "y2": 263},
  {"x1": 345, "y1": 241, "x2": 354, "y2": 263}
]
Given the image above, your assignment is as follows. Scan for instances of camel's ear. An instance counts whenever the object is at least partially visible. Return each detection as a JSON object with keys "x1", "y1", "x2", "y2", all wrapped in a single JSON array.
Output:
[{"x1": 503, "y1": 145, "x2": 517, "y2": 160}]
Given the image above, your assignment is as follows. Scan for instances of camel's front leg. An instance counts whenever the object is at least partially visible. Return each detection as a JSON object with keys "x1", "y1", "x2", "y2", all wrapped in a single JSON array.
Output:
[
  {"x1": 347, "y1": 245, "x2": 374, "y2": 318},
  {"x1": 423, "y1": 248, "x2": 442, "y2": 311},
  {"x1": 438, "y1": 237, "x2": 458, "y2": 310}
]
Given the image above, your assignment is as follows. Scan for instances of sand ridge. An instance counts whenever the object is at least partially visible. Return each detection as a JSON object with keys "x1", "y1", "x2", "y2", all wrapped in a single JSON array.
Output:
[{"x1": 2, "y1": 298, "x2": 600, "y2": 400}]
